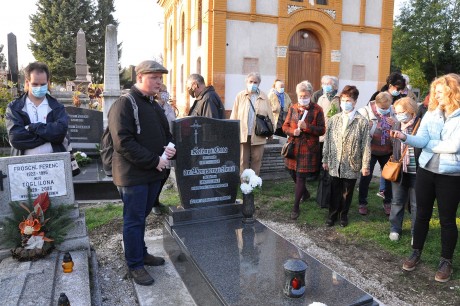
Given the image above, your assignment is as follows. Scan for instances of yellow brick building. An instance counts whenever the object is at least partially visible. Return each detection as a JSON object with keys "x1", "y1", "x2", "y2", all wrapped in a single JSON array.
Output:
[{"x1": 157, "y1": 0, "x2": 395, "y2": 115}]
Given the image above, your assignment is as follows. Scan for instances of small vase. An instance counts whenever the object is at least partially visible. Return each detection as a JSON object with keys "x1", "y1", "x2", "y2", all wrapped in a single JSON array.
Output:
[{"x1": 242, "y1": 193, "x2": 255, "y2": 224}]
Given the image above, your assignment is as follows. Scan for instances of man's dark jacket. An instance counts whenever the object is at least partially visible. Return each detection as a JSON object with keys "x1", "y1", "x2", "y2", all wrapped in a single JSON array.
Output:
[
  {"x1": 5, "y1": 93, "x2": 68, "y2": 156},
  {"x1": 109, "y1": 86, "x2": 173, "y2": 187},
  {"x1": 188, "y1": 85, "x2": 225, "y2": 119}
]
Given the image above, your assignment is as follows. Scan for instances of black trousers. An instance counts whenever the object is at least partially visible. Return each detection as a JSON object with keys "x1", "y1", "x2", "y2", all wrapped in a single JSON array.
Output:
[
  {"x1": 154, "y1": 168, "x2": 171, "y2": 206},
  {"x1": 328, "y1": 176, "x2": 357, "y2": 222},
  {"x1": 413, "y1": 167, "x2": 460, "y2": 259}
]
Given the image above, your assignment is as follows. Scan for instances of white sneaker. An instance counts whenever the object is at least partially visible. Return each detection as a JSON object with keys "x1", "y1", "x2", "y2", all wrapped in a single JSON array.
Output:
[{"x1": 389, "y1": 232, "x2": 400, "y2": 241}]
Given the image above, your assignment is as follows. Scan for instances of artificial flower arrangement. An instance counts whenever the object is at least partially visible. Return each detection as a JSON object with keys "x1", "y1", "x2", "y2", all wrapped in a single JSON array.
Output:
[
  {"x1": 0, "y1": 190, "x2": 74, "y2": 261},
  {"x1": 74, "y1": 151, "x2": 92, "y2": 167},
  {"x1": 240, "y1": 169, "x2": 263, "y2": 194}
]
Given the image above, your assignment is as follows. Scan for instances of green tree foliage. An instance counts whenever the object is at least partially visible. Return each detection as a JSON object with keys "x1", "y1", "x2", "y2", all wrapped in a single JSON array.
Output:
[
  {"x1": 392, "y1": 0, "x2": 460, "y2": 92},
  {"x1": 0, "y1": 44, "x2": 6, "y2": 67},
  {"x1": 29, "y1": 0, "x2": 120, "y2": 84}
]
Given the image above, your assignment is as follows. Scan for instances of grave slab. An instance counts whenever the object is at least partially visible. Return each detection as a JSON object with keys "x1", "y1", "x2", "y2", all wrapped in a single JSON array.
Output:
[{"x1": 164, "y1": 218, "x2": 378, "y2": 306}]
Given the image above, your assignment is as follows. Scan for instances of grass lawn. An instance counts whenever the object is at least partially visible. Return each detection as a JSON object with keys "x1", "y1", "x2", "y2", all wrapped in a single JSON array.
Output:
[{"x1": 84, "y1": 176, "x2": 460, "y2": 279}]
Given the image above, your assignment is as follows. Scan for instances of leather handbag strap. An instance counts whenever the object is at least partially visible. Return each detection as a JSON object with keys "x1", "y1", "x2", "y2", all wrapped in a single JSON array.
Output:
[{"x1": 398, "y1": 118, "x2": 421, "y2": 162}]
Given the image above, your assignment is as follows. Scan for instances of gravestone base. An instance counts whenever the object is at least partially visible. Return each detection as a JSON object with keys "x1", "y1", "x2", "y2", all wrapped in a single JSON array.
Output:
[
  {"x1": 164, "y1": 218, "x2": 378, "y2": 306},
  {"x1": 167, "y1": 202, "x2": 242, "y2": 227}
]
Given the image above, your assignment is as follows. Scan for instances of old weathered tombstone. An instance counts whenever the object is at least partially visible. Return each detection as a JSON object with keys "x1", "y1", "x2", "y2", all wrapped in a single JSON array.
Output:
[
  {"x1": 102, "y1": 24, "x2": 120, "y2": 128},
  {"x1": 167, "y1": 117, "x2": 241, "y2": 226},
  {"x1": 66, "y1": 106, "x2": 103, "y2": 152},
  {"x1": 7, "y1": 33, "x2": 18, "y2": 94},
  {"x1": 74, "y1": 29, "x2": 92, "y2": 84}
]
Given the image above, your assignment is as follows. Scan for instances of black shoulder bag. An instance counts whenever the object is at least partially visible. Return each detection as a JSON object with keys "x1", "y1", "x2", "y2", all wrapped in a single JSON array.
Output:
[{"x1": 249, "y1": 99, "x2": 274, "y2": 137}]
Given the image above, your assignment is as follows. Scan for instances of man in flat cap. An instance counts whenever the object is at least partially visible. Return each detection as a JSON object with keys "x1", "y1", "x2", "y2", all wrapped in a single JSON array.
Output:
[{"x1": 108, "y1": 60, "x2": 176, "y2": 286}]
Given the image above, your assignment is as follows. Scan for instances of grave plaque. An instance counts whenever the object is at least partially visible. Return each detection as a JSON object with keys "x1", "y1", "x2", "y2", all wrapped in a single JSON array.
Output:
[
  {"x1": 0, "y1": 153, "x2": 75, "y2": 221},
  {"x1": 174, "y1": 117, "x2": 240, "y2": 209},
  {"x1": 66, "y1": 106, "x2": 103, "y2": 151}
]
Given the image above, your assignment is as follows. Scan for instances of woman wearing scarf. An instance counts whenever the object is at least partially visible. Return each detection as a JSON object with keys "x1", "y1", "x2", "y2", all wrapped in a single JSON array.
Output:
[
  {"x1": 282, "y1": 81, "x2": 325, "y2": 220},
  {"x1": 358, "y1": 92, "x2": 397, "y2": 216},
  {"x1": 388, "y1": 97, "x2": 421, "y2": 241},
  {"x1": 268, "y1": 79, "x2": 292, "y2": 137}
]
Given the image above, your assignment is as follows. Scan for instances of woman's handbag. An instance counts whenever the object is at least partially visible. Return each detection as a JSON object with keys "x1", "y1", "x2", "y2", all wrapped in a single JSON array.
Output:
[
  {"x1": 281, "y1": 139, "x2": 295, "y2": 159},
  {"x1": 382, "y1": 118, "x2": 421, "y2": 182},
  {"x1": 249, "y1": 100, "x2": 274, "y2": 137}
]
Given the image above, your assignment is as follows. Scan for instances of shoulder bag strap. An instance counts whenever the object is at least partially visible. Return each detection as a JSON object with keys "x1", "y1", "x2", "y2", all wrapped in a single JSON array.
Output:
[{"x1": 398, "y1": 118, "x2": 421, "y2": 162}]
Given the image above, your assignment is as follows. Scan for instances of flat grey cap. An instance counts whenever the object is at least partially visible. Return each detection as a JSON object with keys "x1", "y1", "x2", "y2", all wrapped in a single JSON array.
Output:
[{"x1": 135, "y1": 60, "x2": 168, "y2": 74}]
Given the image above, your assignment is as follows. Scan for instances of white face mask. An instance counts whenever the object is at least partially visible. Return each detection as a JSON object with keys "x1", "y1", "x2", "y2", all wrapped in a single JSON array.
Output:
[{"x1": 298, "y1": 98, "x2": 310, "y2": 106}]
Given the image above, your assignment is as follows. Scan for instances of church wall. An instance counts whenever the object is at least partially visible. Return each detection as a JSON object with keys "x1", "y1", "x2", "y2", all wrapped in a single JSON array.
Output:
[
  {"x1": 339, "y1": 31, "x2": 380, "y2": 108},
  {"x1": 342, "y1": 0, "x2": 361, "y2": 25},
  {"x1": 256, "y1": 0, "x2": 278, "y2": 16},
  {"x1": 227, "y1": 1, "x2": 251, "y2": 13},
  {"x1": 224, "y1": 20, "x2": 277, "y2": 110},
  {"x1": 365, "y1": 0, "x2": 382, "y2": 27}
]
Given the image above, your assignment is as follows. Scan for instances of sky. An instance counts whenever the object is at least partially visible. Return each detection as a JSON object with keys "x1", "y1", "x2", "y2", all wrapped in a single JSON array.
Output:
[
  {"x1": 0, "y1": 0, "x2": 164, "y2": 69},
  {"x1": 0, "y1": 0, "x2": 403, "y2": 70}
]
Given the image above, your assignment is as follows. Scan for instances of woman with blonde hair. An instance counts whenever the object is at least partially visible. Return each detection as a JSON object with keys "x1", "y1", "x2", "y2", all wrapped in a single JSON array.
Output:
[
  {"x1": 392, "y1": 73, "x2": 460, "y2": 282},
  {"x1": 388, "y1": 97, "x2": 421, "y2": 241},
  {"x1": 282, "y1": 81, "x2": 325, "y2": 220}
]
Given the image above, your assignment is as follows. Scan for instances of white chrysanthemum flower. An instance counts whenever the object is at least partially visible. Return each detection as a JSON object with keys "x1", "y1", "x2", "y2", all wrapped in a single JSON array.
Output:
[
  {"x1": 241, "y1": 169, "x2": 256, "y2": 182},
  {"x1": 240, "y1": 183, "x2": 253, "y2": 194},
  {"x1": 249, "y1": 175, "x2": 262, "y2": 188},
  {"x1": 25, "y1": 235, "x2": 45, "y2": 250},
  {"x1": 80, "y1": 152, "x2": 87, "y2": 158}
]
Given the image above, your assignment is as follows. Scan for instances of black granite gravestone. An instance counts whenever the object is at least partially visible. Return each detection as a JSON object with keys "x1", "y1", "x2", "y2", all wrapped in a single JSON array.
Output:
[
  {"x1": 66, "y1": 107, "x2": 103, "y2": 152},
  {"x1": 167, "y1": 117, "x2": 241, "y2": 226},
  {"x1": 174, "y1": 117, "x2": 240, "y2": 208}
]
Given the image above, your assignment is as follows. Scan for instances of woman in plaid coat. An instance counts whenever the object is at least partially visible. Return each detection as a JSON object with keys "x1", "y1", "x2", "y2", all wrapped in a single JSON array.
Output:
[{"x1": 282, "y1": 81, "x2": 325, "y2": 220}]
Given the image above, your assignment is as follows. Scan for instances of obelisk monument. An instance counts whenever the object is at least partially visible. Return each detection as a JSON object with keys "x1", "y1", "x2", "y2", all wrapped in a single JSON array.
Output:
[{"x1": 102, "y1": 24, "x2": 120, "y2": 128}]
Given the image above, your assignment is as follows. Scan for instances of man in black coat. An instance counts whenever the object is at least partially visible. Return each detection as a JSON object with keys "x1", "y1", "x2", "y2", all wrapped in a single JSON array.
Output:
[
  {"x1": 108, "y1": 60, "x2": 176, "y2": 286},
  {"x1": 186, "y1": 73, "x2": 225, "y2": 118}
]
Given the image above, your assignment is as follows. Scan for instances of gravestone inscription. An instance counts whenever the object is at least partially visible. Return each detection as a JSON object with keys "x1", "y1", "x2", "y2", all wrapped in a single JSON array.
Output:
[
  {"x1": 0, "y1": 153, "x2": 75, "y2": 221},
  {"x1": 66, "y1": 106, "x2": 103, "y2": 151},
  {"x1": 174, "y1": 117, "x2": 240, "y2": 209}
]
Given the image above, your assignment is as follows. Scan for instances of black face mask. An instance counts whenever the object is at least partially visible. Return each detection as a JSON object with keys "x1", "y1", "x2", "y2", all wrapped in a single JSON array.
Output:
[{"x1": 188, "y1": 87, "x2": 196, "y2": 98}]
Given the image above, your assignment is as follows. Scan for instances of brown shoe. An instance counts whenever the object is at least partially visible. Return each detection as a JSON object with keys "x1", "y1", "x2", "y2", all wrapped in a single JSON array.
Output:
[
  {"x1": 290, "y1": 211, "x2": 300, "y2": 220},
  {"x1": 358, "y1": 205, "x2": 368, "y2": 215},
  {"x1": 402, "y1": 249, "x2": 421, "y2": 271},
  {"x1": 383, "y1": 203, "x2": 391, "y2": 216},
  {"x1": 129, "y1": 267, "x2": 154, "y2": 286},
  {"x1": 144, "y1": 253, "x2": 165, "y2": 266},
  {"x1": 435, "y1": 258, "x2": 453, "y2": 283}
]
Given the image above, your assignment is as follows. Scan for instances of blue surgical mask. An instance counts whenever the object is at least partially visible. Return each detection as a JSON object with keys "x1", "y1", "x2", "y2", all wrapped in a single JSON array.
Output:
[
  {"x1": 31, "y1": 84, "x2": 48, "y2": 98},
  {"x1": 247, "y1": 84, "x2": 258, "y2": 93},
  {"x1": 298, "y1": 98, "x2": 310, "y2": 106},
  {"x1": 277, "y1": 88, "x2": 284, "y2": 94},
  {"x1": 341, "y1": 101, "x2": 354, "y2": 112},
  {"x1": 396, "y1": 113, "x2": 411, "y2": 123},
  {"x1": 322, "y1": 85, "x2": 333, "y2": 93},
  {"x1": 377, "y1": 107, "x2": 391, "y2": 115},
  {"x1": 391, "y1": 90, "x2": 400, "y2": 97}
]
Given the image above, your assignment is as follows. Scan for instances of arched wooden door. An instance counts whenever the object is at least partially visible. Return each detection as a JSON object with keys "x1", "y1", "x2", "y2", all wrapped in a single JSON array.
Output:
[{"x1": 287, "y1": 30, "x2": 321, "y2": 100}]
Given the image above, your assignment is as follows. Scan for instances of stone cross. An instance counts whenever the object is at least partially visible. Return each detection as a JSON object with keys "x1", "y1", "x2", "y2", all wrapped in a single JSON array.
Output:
[
  {"x1": 7, "y1": 33, "x2": 18, "y2": 85},
  {"x1": 102, "y1": 24, "x2": 121, "y2": 128}
]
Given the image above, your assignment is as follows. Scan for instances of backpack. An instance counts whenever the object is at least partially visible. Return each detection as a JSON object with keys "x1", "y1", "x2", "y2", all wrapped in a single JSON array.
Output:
[{"x1": 100, "y1": 93, "x2": 140, "y2": 176}]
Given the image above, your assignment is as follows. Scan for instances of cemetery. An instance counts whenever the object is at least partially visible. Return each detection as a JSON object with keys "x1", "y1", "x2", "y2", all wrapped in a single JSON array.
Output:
[{"x1": 1, "y1": 2, "x2": 460, "y2": 305}]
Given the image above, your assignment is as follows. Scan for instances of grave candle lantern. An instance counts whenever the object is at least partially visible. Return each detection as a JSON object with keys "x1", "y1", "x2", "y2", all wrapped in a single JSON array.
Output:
[
  {"x1": 62, "y1": 252, "x2": 74, "y2": 273},
  {"x1": 283, "y1": 258, "x2": 308, "y2": 298}
]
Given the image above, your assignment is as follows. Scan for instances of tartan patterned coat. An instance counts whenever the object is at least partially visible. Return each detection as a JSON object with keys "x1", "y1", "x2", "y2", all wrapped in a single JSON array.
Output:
[
  {"x1": 322, "y1": 112, "x2": 371, "y2": 179},
  {"x1": 282, "y1": 103, "x2": 325, "y2": 173}
]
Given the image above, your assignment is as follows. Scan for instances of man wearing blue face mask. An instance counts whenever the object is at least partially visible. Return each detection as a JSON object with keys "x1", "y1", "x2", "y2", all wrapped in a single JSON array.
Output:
[
  {"x1": 5, "y1": 62, "x2": 69, "y2": 156},
  {"x1": 268, "y1": 79, "x2": 292, "y2": 137}
]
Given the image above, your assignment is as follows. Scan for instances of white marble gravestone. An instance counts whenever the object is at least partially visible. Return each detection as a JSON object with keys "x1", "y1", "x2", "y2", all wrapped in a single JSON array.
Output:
[
  {"x1": 102, "y1": 24, "x2": 121, "y2": 128},
  {"x1": 0, "y1": 152, "x2": 75, "y2": 221}
]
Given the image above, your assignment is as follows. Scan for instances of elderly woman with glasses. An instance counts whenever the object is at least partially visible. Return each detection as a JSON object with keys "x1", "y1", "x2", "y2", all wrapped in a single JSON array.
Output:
[{"x1": 282, "y1": 81, "x2": 325, "y2": 220}]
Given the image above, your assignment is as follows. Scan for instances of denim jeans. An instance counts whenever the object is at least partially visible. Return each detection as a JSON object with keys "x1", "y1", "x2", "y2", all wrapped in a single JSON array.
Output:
[
  {"x1": 358, "y1": 153, "x2": 392, "y2": 205},
  {"x1": 390, "y1": 173, "x2": 416, "y2": 235},
  {"x1": 118, "y1": 181, "x2": 162, "y2": 269}
]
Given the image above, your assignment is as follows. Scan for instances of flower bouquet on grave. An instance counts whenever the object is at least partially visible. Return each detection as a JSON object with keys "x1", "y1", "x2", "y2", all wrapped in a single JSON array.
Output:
[
  {"x1": 0, "y1": 189, "x2": 74, "y2": 261},
  {"x1": 73, "y1": 151, "x2": 92, "y2": 167},
  {"x1": 240, "y1": 169, "x2": 262, "y2": 223}
]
